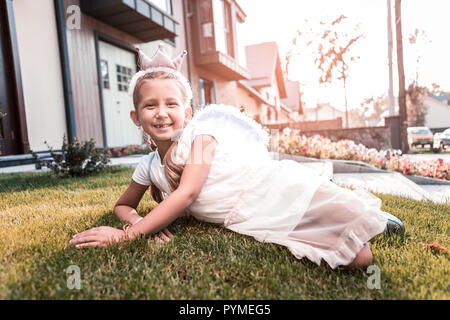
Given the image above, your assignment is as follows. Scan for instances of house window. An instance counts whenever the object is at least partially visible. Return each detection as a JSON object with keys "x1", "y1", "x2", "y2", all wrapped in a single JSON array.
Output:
[
  {"x1": 224, "y1": 0, "x2": 233, "y2": 57},
  {"x1": 212, "y1": 0, "x2": 234, "y2": 57},
  {"x1": 200, "y1": 78, "x2": 216, "y2": 108},
  {"x1": 116, "y1": 64, "x2": 132, "y2": 92},
  {"x1": 211, "y1": 0, "x2": 233, "y2": 57},
  {"x1": 147, "y1": 0, "x2": 173, "y2": 15},
  {"x1": 236, "y1": 21, "x2": 246, "y2": 66},
  {"x1": 196, "y1": 0, "x2": 238, "y2": 57},
  {"x1": 101, "y1": 59, "x2": 110, "y2": 90},
  {"x1": 199, "y1": 0, "x2": 214, "y2": 53},
  {"x1": 212, "y1": 0, "x2": 227, "y2": 54},
  {"x1": 164, "y1": 37, "x2": 176, "y2": 47}
]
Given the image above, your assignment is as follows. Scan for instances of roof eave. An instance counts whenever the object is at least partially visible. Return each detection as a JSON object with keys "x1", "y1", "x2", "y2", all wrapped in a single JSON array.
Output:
[{"x1": 237, "y1": 80, "x2": 277, "y2": 109}]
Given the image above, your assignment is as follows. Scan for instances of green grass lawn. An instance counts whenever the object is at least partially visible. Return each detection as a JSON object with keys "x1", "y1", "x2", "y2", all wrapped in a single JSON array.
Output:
[{"x1": 0, "y1": 167, "x2": 448, "y2": 299}]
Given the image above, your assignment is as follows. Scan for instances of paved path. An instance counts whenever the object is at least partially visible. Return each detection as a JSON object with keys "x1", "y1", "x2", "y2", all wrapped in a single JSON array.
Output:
[
  {"x1": 332, "y1": 172, "x2": 450, "y2": 204},
  {"x1": 296, "y1": 161, "x2": 450, "y2": 204},
  {"x1": 0, "y1": 155, "x2": 144, "y2": 174}
]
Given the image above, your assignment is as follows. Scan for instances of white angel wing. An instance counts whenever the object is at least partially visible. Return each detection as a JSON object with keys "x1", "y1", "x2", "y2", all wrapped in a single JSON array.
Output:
[{"x1": 173, "y1": 104, "x2": 271, "y2": 165}]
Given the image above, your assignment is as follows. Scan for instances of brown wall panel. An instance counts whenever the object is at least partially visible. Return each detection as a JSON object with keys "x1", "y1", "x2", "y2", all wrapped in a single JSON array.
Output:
[{"x1": 63, "y1": 0, "x2": 142, "y2": 146}]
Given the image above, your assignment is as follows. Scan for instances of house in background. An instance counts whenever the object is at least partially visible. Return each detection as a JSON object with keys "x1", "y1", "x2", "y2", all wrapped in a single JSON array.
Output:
[
  {"x1": 1, "y1": 0, "x2": 304, "y2": 160},
  {"x1": 279, "y1": 104, "x2": 293, "y2": 122},
  {"x1": 235, "y1": 79, "x2": 277, "y2": 124},
  {"x1": 1, "y1": 0, "x2": 186, "y2": 155},
  {"x1": 233, "y1": 41, "x2": 305, "y2": 125},
  {"x1": 0, "y1": 0, "x2": 256, "y2": 157},
  {"x1": 185, "y1": 0, "x2": 250, "y2": 108},
  {"x1": 302, "y1": 103, "x2": 344, "y2": 123},
  {"x1": 424, "y1": 95, "x2": 450, "y2": 131},
  {"x1": 240, "y1": 42, "x2": 287, "y2": 124},
  {"x1": 280, "y1": 79, "x2": 303, "y2": 122}
]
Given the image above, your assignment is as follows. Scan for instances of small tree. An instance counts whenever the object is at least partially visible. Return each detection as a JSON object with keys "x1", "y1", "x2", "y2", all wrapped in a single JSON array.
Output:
[
  {"x1": 408, "y1": 28, "x2": 431, "y2": 85},
  {"x1": 314, "y1": 15, "x2": 363, "y2": 129},
  {"x1": 406, "y1": 83, "x2": 428, "y2": 127},
  {"x1": 285, "y1": 16, "x2": 363, "y2": 128},
  {"x1": 404, "y1": 28, "x2": 432, "y2": 127},
  {"x1": 349, "y1": 95, "x2": 388, "y2": 127}
]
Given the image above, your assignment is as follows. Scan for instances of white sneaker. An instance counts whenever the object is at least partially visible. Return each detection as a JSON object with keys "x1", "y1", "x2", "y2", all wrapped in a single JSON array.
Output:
[{"x1": 380, "y1": 211, "x2": 405, "y2": 233}]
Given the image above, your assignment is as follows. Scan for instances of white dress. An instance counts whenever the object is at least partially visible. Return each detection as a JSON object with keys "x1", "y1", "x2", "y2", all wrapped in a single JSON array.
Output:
[{"x1": 142, "y1": 104, "x2": 387, "y2": 269}]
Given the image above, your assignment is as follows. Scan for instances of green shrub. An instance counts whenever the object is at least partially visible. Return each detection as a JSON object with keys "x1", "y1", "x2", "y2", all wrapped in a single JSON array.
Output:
[{"x1": 33, "y1": 135, "x2": 110, "y2": 177}]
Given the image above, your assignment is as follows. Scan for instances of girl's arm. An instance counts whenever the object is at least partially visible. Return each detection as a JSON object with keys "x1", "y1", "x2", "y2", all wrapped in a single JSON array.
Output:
[
  {"x1": 127, "y1": 135, "x2": 217, "y2": 240},
  {"x1": 113, "y1": 180, "x2": 149, "y2": 225},
  {"x1": 70, "y1": 135, "x2": 216, "y2": 248}
]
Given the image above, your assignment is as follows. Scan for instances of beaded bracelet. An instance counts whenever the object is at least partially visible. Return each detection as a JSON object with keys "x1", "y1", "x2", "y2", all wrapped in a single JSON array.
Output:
[{"x1": 123, "y1": 224, "x2": 132, "y2": 241}]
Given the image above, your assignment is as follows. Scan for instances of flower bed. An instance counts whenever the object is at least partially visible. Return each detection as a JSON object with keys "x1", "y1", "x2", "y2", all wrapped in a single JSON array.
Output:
[
  {"x1": 106, "y1": 144, "x2": 153, "y2": 158},
  {"x1": 277, "y1": 128, "x2": 450, "y2": 181}
]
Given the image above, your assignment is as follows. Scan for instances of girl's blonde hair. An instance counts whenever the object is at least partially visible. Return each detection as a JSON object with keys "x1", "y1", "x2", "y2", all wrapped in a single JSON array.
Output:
[{"x1": 132, "y1": 70, "x2": 190, "y2": 203}]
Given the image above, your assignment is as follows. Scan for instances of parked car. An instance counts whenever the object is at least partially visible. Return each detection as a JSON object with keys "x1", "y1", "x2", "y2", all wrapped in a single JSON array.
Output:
[
  {"x1": 432, "y1": 128, "x2": 450, "y2": 152},
  {"x1": 407, "y1": 126, "x2": 434, "y2": 149}
]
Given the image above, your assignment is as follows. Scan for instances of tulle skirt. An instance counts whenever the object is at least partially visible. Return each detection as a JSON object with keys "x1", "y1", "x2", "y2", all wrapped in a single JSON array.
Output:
[
  {"x1": 217, "y1": 160, "x2": 388, "y2": 269},
  {"x1": 177, "y1": 104, "x2": 388, "y2": 269}
]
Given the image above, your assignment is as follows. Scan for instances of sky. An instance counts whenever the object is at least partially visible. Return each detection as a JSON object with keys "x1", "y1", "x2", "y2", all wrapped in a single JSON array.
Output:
[{"x1": 237, "y1": 0, "x2": 450, "y2": 111}]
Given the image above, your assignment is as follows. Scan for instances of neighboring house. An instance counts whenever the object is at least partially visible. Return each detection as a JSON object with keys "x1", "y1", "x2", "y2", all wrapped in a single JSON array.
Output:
[
  {"x1": 432, "y1": 94, "x2": 450, "y2": 105},
  {"x1": 280, "y1": 79, "x2": 303, "y2": 122},
  {"x1": 424, "y1": 95, "x2": 450, "y2": 131},
  {"x1": 0, "y1": 0, "x2": 251, "y2": 156},
  {"x1": 186, "y1": 0, "x2": 249, "y2": 107},
  {"x1": 279, "y1": 103, "x2": 294, "y2": 122},
  {"x1": 235, "y1": 80, "x2": 276, "y2": 124},
  {"x1": 240, "y1": 42, "x2": 287, "y2": 124},
  {"x1": 302, "y1": 103, "x2": 344, "y2": 122}
]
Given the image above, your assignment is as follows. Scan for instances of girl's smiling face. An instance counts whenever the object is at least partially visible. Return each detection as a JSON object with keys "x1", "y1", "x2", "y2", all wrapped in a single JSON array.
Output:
[{"x1": 131, "y1": 78, "x2": 192, "y2": 143}]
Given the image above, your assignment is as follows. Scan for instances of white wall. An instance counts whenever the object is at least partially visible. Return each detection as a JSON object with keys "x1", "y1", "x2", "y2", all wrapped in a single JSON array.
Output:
[
  {"x1": 13, "y1": 0, "x2": 67, "y2": 151},
  {"x1": 424, "y1": 96, "x2": 450, "y2": 129}
]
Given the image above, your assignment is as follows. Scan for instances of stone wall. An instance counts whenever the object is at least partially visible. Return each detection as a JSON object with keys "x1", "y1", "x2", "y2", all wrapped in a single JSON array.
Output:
[
  {"x1": 265, "y1": 117, "x2": 397, "y2": 150},
  {"x1": 299, "y1": 126, "x2": 393, "y2": 150},
  {"x1": 266, "y1": 118, "x2": 342, "y2": 131}
]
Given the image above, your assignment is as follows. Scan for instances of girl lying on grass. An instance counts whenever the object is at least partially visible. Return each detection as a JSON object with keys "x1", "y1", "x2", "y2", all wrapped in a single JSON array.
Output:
[{"x1": 70, "y1": 46, "x2": 404, "y2": 269}]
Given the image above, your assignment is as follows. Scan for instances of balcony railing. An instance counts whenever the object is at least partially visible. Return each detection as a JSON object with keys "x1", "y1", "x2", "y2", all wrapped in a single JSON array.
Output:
[{"x1": 80, "y1": 0, "x2": 179, "y2": 42}]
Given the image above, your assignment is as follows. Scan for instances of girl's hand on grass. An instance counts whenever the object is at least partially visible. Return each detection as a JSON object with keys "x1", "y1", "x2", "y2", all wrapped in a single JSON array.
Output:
[
  {"x1": 152, "y1": 228, "x2": 174, "y2": 244},
  {"x1": 70, "y1": 226, "x2": 124, "y2": 249}
]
